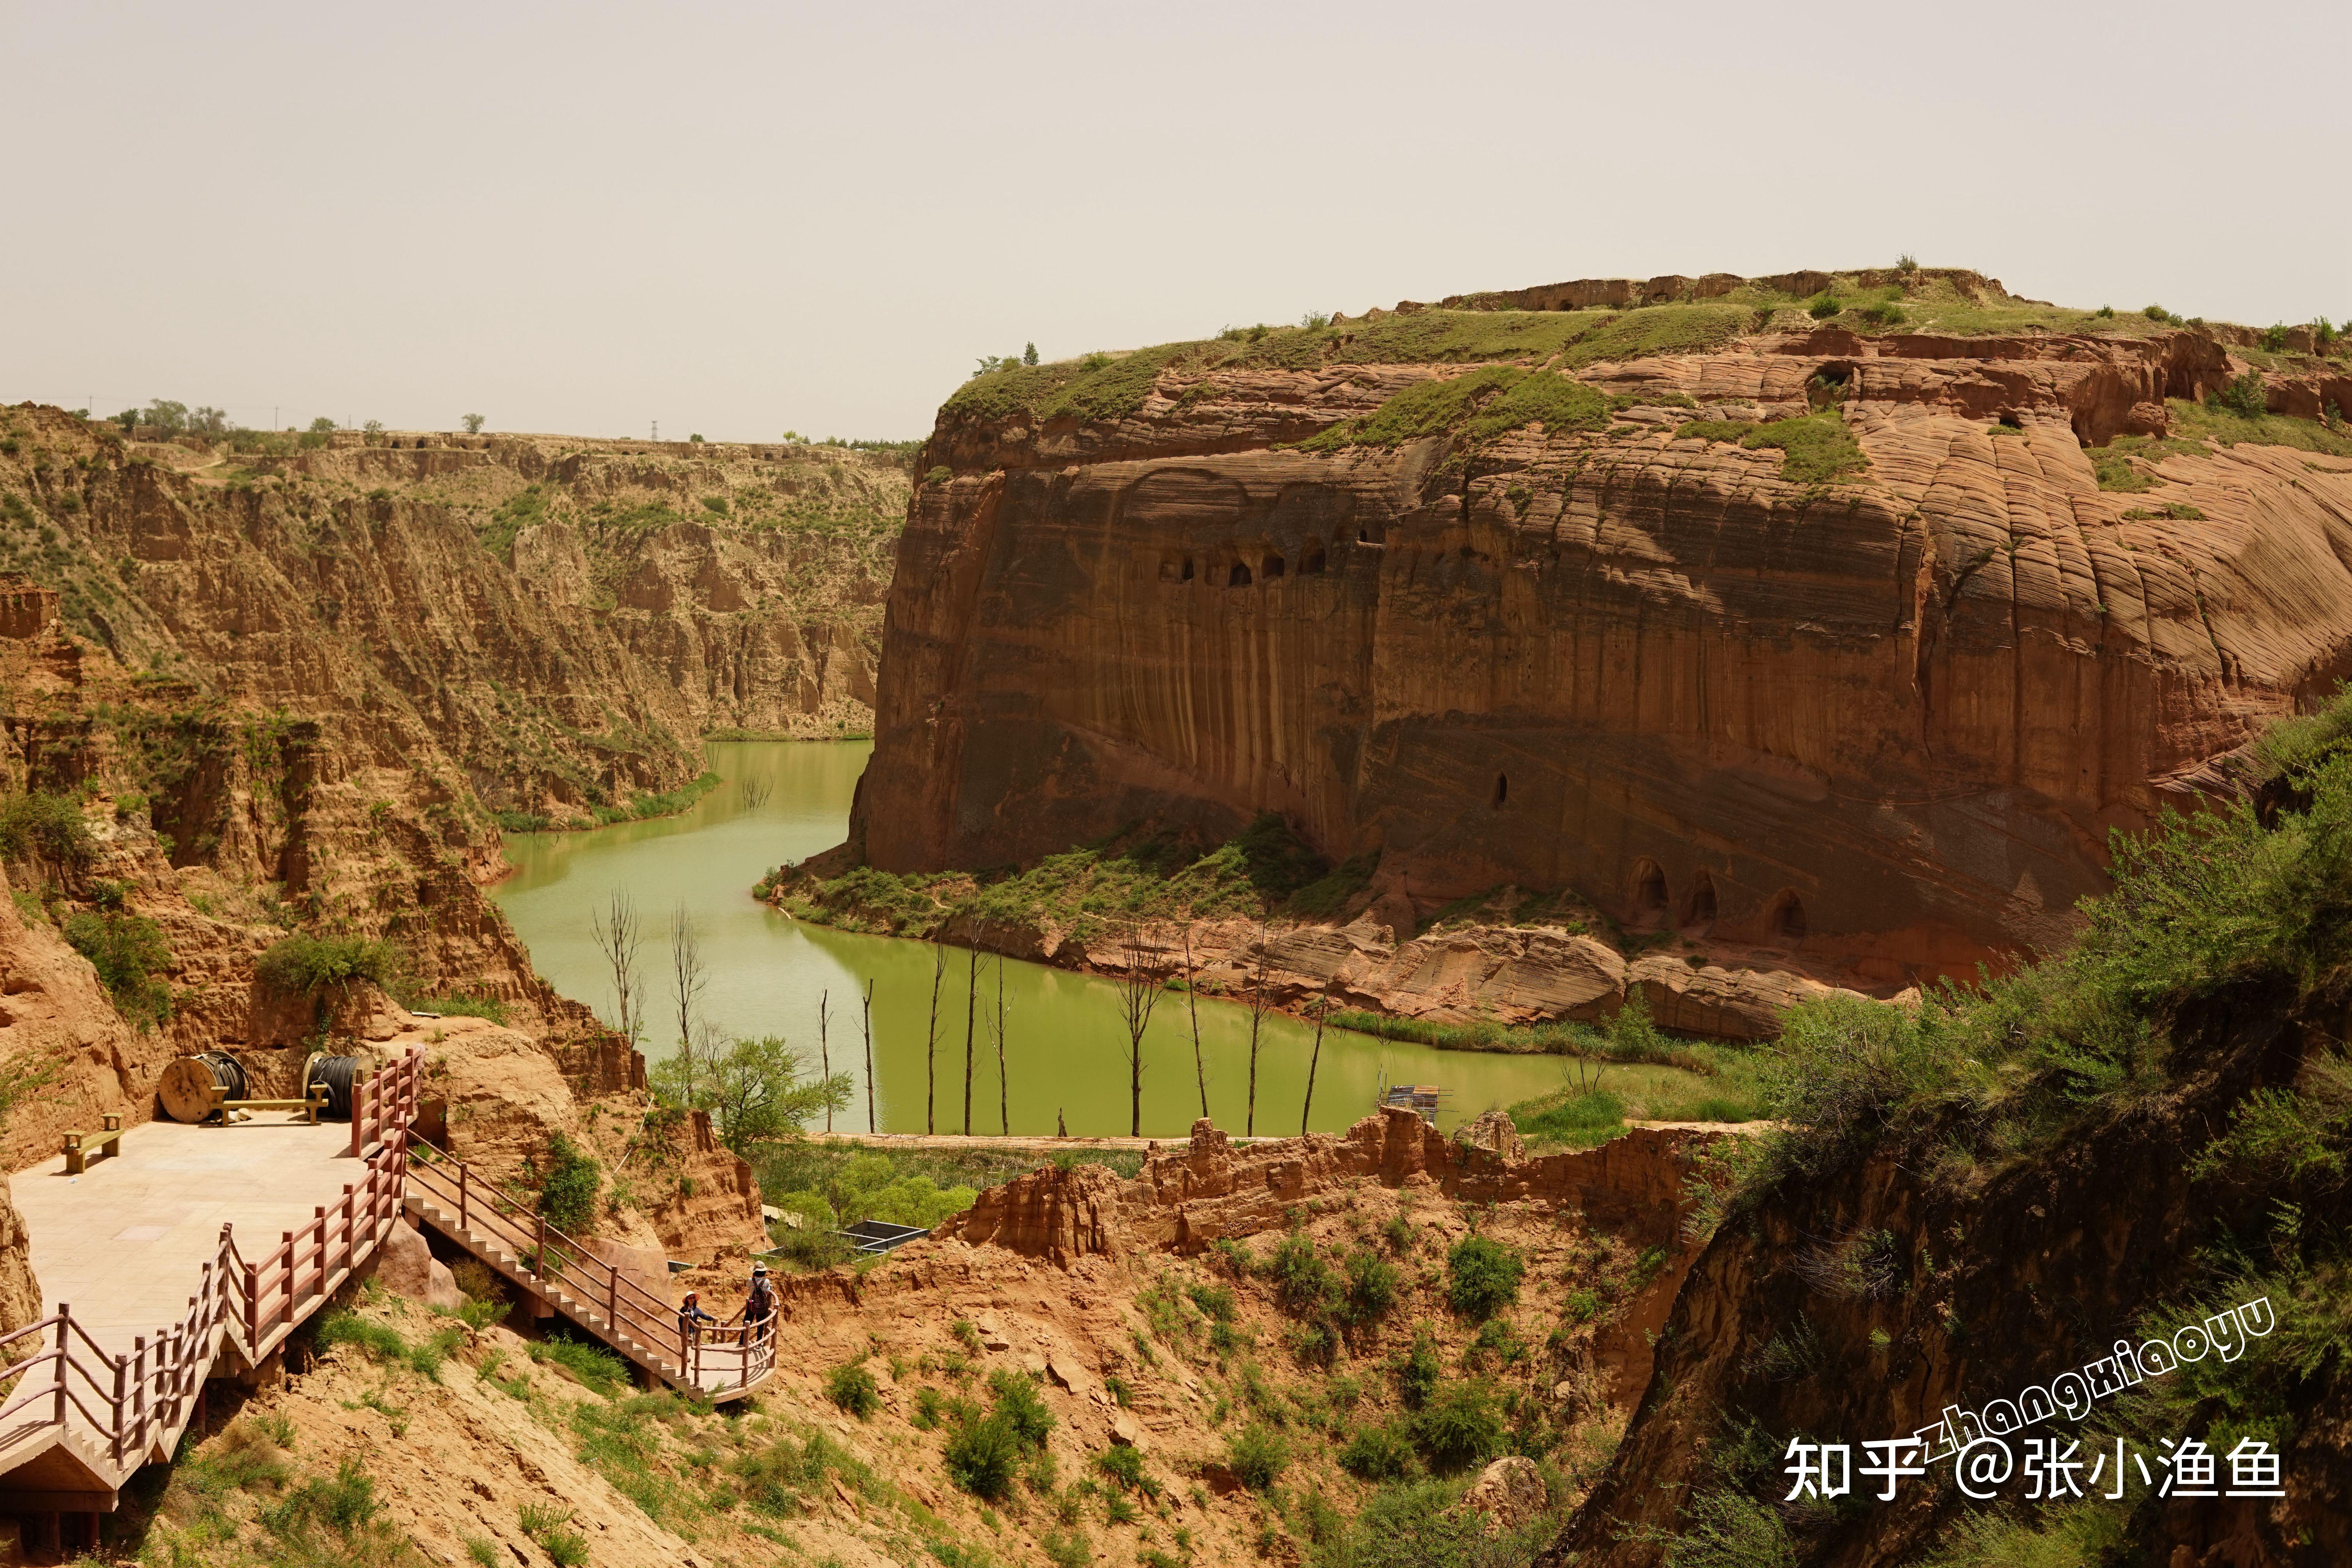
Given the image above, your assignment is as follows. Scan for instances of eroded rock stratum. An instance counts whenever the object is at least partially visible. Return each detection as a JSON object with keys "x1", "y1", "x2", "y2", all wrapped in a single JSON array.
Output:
[{"x1": 857, "y1": 267, "x2": 2352, "y2": 982}]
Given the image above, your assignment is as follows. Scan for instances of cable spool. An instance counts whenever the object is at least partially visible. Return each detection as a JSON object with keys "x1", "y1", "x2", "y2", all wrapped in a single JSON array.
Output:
[
  {"x1": 159, "y1": 1052, "x2": 248, "y2": 1124},
  {"x1": 303, "y1": 1053, "x2": 363, "y2": 1120}
]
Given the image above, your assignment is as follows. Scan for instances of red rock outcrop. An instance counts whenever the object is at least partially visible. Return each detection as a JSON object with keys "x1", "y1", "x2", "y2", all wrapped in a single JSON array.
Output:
[{"x1": 858, "y1": 277, "x2": 2352, "y2": 979}]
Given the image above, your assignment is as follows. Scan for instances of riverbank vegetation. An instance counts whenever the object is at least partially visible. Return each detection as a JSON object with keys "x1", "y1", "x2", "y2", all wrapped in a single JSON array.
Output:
[
  {"x1": 753, "y1": 1142, "x2": 1145, "y2": 1272},
  {"x1": 760, "y1": 815, "x2": 1375, "y2": 941},
  {"x1": 492, "y1": 770, "x2": 720, "y2": 833}
]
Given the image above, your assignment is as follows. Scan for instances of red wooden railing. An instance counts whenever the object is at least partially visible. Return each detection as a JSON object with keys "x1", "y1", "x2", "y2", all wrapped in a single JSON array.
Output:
[
  {"x1": 404, "y1": 1136, "x2": 773, "y2": 1394},
  {"x1": 0, "y1": 1049, "x2": 422, "y2": 1490},
  {"x1": 0, "y1": 1042, "x2": 765, "y2": 1496}
]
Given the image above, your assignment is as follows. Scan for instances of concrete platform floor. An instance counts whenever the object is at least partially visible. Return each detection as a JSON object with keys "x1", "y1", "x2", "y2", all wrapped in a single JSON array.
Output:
[{"x1": 12, "y1": 1116, "x2": 372, "y2": 1361}]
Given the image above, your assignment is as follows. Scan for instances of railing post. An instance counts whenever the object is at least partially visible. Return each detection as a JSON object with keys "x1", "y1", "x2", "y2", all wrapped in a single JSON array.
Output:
[
  {"x1": 341, "y1": 1184, "x2": 356, "y2": 1268},
  {"x1": 280, "y1": 1231, "x2": 295, "y2": 1335},
  {"x1": 132, "y1": 1334, "x2": 147, "y2": 1457},
  {"x1": 245, "y1": 1261, "x2": 258, "y2": 1354},
  {"x1": 606, "y1": 1267, "x2": 617, "y2": 1329},
  {"x1": 111, "y1": 1345, "x2": 126, "y2": 1465},
  {"x1": 459, "y1": 1163, "x2": 469, "y2": 1232},
  {"x1": 534, "y1": 1214, "x2": 547, "y2": 1280},
  {"x1": 53, "y1": 1305, "x2": 69, "y2": 1426}
]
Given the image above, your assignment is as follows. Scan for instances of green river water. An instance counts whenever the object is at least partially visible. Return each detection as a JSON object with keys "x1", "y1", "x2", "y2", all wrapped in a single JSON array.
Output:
[{"x1": 492, "y1": 742, "x2": 1568, "y2": 1138}]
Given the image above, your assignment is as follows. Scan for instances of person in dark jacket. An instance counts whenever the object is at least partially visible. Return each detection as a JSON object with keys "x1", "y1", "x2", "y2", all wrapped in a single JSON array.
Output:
[
  {"x1": 744, "y1": 1263, "x2": 776, "y2": 1339},
  {"x1": 679, "y1": 1289, "x2": 717, "y2": 1341}
]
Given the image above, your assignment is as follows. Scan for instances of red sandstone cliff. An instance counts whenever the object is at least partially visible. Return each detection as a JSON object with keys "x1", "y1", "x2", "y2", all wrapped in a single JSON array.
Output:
[{"x1": 856, "y1": 270, "x2": 2352, "y2": 981}]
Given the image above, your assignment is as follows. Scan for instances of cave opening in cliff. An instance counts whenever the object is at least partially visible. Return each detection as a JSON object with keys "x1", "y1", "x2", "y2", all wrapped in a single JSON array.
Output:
[
  {"x1": 1492, "y1": 773, "x2": 1508, "y2": 807},
  {"x1": 1229, "y1": 561, "x2": 1252, "y2": 586},
  {"x1": 1262, "y1": 554, "x2": 1286, "y2": 579},
  {"x1": 1632, "y1": 860, "x2": 1668, "y2": 924},
  {"x1": 1301, "y1": 544, "x2": 1326, "y2": 575},
  {"x1": 1685, "y1": 870, "x2": 1717, "y2": 928},
  {"x1": 1770, "y1": 889, "x2": 1808, "y2": 943},
  {"x1": 1181, "y1": 556, "x2": 1194, "y2": 581}
]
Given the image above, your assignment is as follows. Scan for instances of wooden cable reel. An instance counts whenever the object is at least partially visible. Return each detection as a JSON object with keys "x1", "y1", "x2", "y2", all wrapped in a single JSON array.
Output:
[
  {"x1": 302, "y1": 1053, "x2": 363, "y2": 1120},
  {"x1": 159, "y1": 1052, "x2": 248, "y2": 1124}
]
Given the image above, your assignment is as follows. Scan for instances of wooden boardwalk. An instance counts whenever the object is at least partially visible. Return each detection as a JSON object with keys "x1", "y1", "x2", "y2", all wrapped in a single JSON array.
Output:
[
  {"x1": 0, "y1": 1048, "x2": 774, "y2": 1518},
  {"x1": 13, "y1": 1118, "x2": 369, "y2": 1374}
]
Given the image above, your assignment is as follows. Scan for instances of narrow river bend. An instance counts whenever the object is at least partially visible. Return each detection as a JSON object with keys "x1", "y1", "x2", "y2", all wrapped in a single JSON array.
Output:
[{"x1": 493, "y1": 742, "x2": 1568, "y2": 1138}]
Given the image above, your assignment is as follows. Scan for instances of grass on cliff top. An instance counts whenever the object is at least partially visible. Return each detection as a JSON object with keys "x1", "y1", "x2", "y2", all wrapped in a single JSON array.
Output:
[
  {"x1": 2088, "y1": 399, "x2": 2352, "y2": 492},
  {"x1": 942, "y1": 342, "x2": 1225, "y2": 424},
  {"x1": 768, "y1": 813, "x2": 1352, "y2": 942},
  {"x1": 1299, "y1": 367, "x2": 1621, "y2": 452},
  {"x1": 1677, "y1": 412, "x2": 1869, "y2": 484}
]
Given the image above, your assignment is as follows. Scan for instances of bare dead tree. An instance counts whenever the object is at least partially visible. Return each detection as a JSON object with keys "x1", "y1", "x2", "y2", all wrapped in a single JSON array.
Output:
[
  {"x1": 962, "y1": 929, "x2": 982, "y2": 1136},
  {"x1": 1114, "y1": 923, "x2": 1166, "y2": 1138},
  {"x1": 1301, "y1": 985, "x2": 1332, "y2": 1137},
  {"x1": 926, "y1": 940, "x2": 946, "y2": 1134},
  {"x1": 1245, "y1": 919, "x2": 1270, "y2": 1137},
  {"x1": 668, "y1": 904, "x2": 709, "y2": 1103},
  {"x1": 862, "y1": 978, "x2": 877, "y2": 1134},
  {"x1": 993, "y1": 949, "x2": 1011, "y2": 1133},
  {"x1": 1182, "y1": 927, "x2": 1208, "y2": 1121},
  {"x1": 588, "y1": 887, "x2": 645, "y2": 1047},
  {"x1": 740, "y1": 777, "x2": 773, "y2": 808},
  {"x1": 819, "y1": 989, "x2": 833, "y2": 1132}
]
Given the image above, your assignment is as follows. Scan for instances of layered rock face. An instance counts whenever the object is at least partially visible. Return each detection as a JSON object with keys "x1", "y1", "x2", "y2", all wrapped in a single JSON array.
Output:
[
  {"x1": 6, "y1": 409, "x2": 904, "y2": 821},
  {"x1": 0, "y1": 409, "x2": 774, "y2": 1261},
  {"x1": 859, "y1": 272, "x2": 2352, "y2": 978}
]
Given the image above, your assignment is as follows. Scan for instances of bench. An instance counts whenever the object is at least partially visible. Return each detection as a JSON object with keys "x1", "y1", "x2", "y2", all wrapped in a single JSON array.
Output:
[
  {"x1": 63, "y1": 1113, "x2": 125, "y2": 1174},
  {"x1": 203, "y1": 1086, "x2": 329, "y2": 1125}
]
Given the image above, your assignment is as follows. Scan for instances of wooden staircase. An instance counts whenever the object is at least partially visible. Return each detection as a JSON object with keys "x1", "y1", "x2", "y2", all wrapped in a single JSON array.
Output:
[{"x1": 403, "y1": 1139, "x2": 770, "y2": 1401}]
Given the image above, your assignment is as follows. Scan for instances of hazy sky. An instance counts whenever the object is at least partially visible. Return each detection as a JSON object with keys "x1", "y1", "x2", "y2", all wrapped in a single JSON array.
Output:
[{"x1": 4, "y1": 2, "x2": 2345, "y2": 442}]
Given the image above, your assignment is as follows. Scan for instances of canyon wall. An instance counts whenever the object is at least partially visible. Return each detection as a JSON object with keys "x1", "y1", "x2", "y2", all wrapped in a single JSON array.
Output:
[
  {"x1": 0, "y1": 407, "x2": 782, "y2": 1259},
  {"x1": 8, "y1": 410, "x2": 904, "y2": 823},
  {"x1": 858, "y1": 273, "x2": 2352, "y2": 982}
]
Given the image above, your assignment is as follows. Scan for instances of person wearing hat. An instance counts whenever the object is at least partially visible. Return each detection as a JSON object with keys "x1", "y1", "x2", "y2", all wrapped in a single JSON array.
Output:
[
  {"x1": 744, "y1": 1262, "x2": 776, "y2": 1344},
  {"x1": 679, "y1": 1289, "x2": 717, "y2": 1343}
]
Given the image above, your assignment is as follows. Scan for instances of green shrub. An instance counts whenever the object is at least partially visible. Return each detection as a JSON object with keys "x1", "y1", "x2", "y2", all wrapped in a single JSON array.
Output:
[
  {"x1": 943, "y1": 1412, "x2": 1023, "y2": 1499},
  {"x1": 987, "y1": 1367, "x2": 1055, "y2": 1448},
  {"x1": 1338, "y1": 1422, "x2": 1417, "y2": 1481},
  {"x1": 64, "y1": 909, "x2": 173, "y2": 1028},
  {"x1": 1807, "y1": 293, "x2": 1841, "y2": 319},
  {"x1": 492, "y1": 809, "x2": 550, "y2": 833},
  {"x1": 254, "y1": 933, "x2": 405, "y2": 996},
  {"x1": 0, "y1": 793, "x2": 93, "y2": 866},
  {"x1": 1224, "y1": 1423, "x2": 1289, "y2": 1491},
  {"x1": 1266, "y1": 1230, "x2": 1339, "y2": 1316},
  {"x1": 1340, "y1": 1249, "x2": 1402, "y2": 1325},
  {"x1": 532, "y1": 1133, "x2": 601, "y2": 1235},
  {"x1": 1186, "y1": 1281, "x2": 1237, "y2": 1322},
  {"x1": 1094, "y1": 1443, "x2": 1156, "y2": 1497},
  {"x1": 827, "y1": 1361, "x2": 879, "y2": 1418},
  {"x1": 1445, "y1": 1236, "x2": 1524, "y2": 1319},
  {"x1": 1410, "y1": 1381, "x2": 1507, "y2": 1473},
  {"x1": 1394, "y1": 1331, "x2": 1442, "y2": 1407},
  {"x1": 2212, "y1": 369, "x2": 2270, "y2": 418}
]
